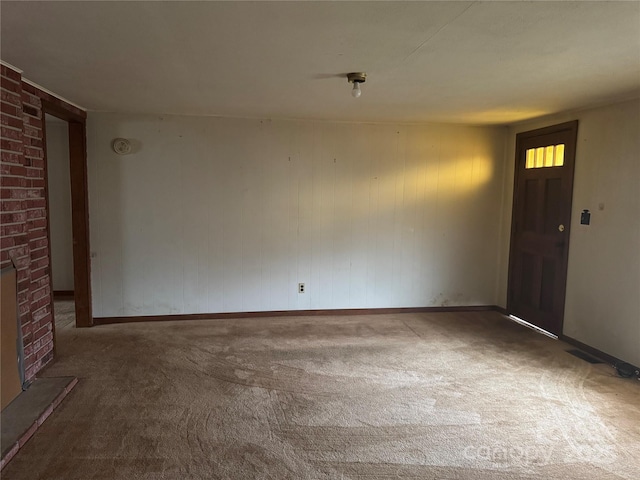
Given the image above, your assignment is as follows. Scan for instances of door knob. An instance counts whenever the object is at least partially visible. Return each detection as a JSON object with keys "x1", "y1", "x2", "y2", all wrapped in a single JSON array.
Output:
[{"x1": 558, "y1": 224, "x2": 565, "y2": 232}]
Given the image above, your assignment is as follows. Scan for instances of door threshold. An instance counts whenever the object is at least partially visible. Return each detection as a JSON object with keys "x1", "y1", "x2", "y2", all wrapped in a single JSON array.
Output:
[{"x1": 508, "y1": 315, "x2": 558, "y2": 339}]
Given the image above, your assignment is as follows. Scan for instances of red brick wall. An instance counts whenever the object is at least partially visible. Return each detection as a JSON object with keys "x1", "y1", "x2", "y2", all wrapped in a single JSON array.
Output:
[{"x1": 1, "y1": 63, "x2": 85, "y2": 380}]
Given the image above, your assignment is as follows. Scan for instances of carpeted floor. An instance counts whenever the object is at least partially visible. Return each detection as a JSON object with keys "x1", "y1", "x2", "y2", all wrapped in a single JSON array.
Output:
[{"x1": 3, "y1": 304, "x2": 639, "y2": 479}]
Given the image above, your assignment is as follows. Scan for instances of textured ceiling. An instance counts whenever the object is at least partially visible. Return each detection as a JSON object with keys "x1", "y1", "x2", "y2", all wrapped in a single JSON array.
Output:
[{"x1": 2, "y1": 1, "x2": 639, "y2": 125}]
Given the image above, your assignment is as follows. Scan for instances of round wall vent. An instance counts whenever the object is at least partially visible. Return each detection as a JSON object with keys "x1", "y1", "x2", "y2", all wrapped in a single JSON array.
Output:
[{"x1": 112, "y1": 138, "x2": 132, "y2": 155}]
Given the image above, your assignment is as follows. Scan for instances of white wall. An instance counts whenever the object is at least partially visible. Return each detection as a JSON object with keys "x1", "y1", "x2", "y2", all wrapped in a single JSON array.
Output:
[
  {"x1": 45, "y1": 115, "x2": 74, "y2": 291},
  {"x1": 87, "y1": 113, "x2": 507, "y2": 318},
  {"x1": 497, "y1": 98, "x2": 640, "y2": 366}
]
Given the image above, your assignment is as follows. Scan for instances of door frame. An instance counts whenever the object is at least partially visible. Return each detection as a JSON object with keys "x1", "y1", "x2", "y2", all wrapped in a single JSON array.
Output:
[
  {"x1": 506, "y1": 120, "x2": 578, "y2": 334},
  {"x1": 42, "y1": 100, "x2": 93, "y2": 328}
]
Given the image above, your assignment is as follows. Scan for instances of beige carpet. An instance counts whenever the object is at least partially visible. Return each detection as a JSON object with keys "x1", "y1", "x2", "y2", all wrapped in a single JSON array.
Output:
[{"x1": 4, "y1": 305, "x2": 639, "y2": 479}]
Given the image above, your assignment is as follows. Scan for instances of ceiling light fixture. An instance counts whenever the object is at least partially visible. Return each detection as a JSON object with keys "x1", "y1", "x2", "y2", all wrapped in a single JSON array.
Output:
[{"x1": 347, "y1": 72, "x2": 366, "y2": 98}]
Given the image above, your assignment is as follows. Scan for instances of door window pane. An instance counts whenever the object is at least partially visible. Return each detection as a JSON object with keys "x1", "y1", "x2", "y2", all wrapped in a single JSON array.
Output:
[{"x1": 525, "y1": 144, "x2": 565, "y2": 169}]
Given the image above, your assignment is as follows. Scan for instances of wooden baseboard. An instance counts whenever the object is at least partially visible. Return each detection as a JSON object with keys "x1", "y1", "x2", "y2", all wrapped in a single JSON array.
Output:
[
  {"x1": 53, "y1": 290, "x2": 74, "y2": 300},
  {"x1": 93, "y1": 305, "x2": 501, "y2": 326},
  {"x1": 493, "y1": 305, "x2": 508, "y2": 315},
  {"x1": 560, "y1": 334, "x2": 633, "y2": 368}
]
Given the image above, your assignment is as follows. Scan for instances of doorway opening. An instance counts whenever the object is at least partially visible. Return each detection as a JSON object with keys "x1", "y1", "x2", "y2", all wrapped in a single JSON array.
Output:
[
  {"x1": 45, "y1": 115, "x2": 75, "y2": 331},
  {"x1": 45, "y1": 115, "x2": 73, "y2": 297},
  {"x1": 42, "y1": 101, "x2": 92, "y2": 329},
  {"x1": 506, "y1": 121, "x2": 578, "y2": 336}
]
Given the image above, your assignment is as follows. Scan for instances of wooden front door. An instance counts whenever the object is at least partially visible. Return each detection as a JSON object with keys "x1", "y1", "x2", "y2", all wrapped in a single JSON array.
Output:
[{"x1": 507, "y1": 121, "x2": 578, "y2": 335}]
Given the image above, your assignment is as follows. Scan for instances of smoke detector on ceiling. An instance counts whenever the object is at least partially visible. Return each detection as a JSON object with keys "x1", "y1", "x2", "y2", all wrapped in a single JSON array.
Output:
[{"x1": 112, "y1": 138, "x2": 132, "y2": 155}]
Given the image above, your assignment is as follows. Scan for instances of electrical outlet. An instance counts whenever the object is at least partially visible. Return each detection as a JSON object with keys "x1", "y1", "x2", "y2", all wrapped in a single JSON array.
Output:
[{"x1": 298, "y1": 283, "x2": 305, "y2": 294}]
